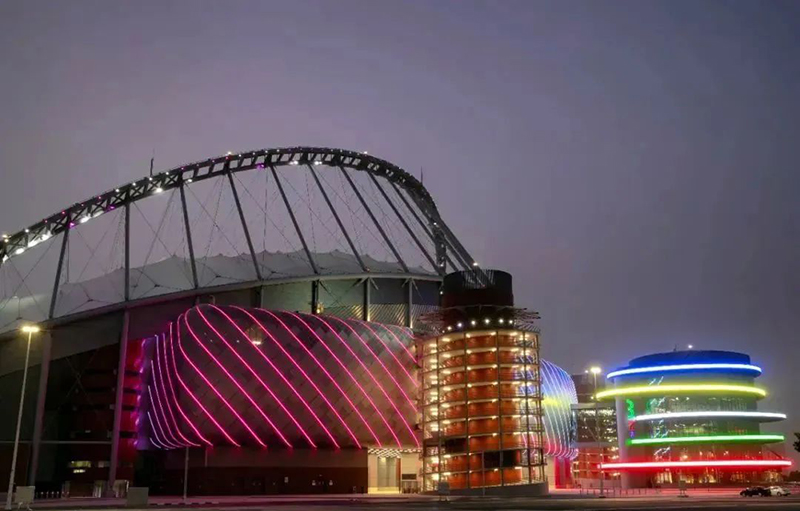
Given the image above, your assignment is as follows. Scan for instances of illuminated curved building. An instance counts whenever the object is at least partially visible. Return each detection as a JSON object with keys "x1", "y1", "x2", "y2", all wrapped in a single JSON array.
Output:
[
  {"x1": 142, "y1": 304, "x2": 418, "y2": 450},
  {"x1": 540, "y1": 360, "x2": 579, "y2": 487},
  {"x1": 133, "y1": 304, "x2": 424, "y2": 494},
  {"x1": 599, "y1": 350, "x2": 791, "y2": 487}
]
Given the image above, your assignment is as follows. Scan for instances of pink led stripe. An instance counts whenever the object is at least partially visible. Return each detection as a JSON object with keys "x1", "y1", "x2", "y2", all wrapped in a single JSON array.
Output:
[
  {"x1": 231, "y1": 306, "x2": 340, "y2": 448},
  {"x1": 154, "y1": 334, "x2": 198, "y2": 447},
  {"x1": 149, "y1": 436, "x2": 166, "y2": 450},
  {"x1": 252, "y1": 308, "x2": 361, "y2": 448},
  {"x1": 354, "y1": 319, "x2": 418, "y2": 389},
  {"x1": 172, "y1": 315, "x2": 240, "y2": 447},
  {"x1": 147, "y1": 385, "x2": 181, "y2": 449},
  {"x1": 602, "y1": 460, "x2": 793, "y2": 470},
  {"x1": 146, "y1": 410, "x2": 168, "y2": 450},
  {"x1": 152, "y1": 336, "x2": 191, "y2": 446},
  {"x1": 146, "y1": 345, "x2": 183, "y2": 448},
  {"x1": 285, "y1": 311, "x2": 386, "y2": 448},
  {"x1": 181, "y1": 315, "x2": 268, "y2": 448},
  {"x1": 147, "y1": 385, "x2": 179, "y2": 449},
  {"x1": 373, "y1": 322, "x2": 417, "y2": 368},
  {"x1": 165, "y1": 323, "x2": 212, "y2": 446},
  {"x1": 345, "y1": 319, "x2": 417, "y2": 409},
  {"x1": 206, "y1": 306, "x2": 315, "y2": 448},
  {"x1": 259, "y1": 310, "x2": 363, "y2": 448},
  {"x1": 147, "y1": 367, "x2": 185, "y2": 448},
  {"x1": 146, "y1": 413, "x2": 166, "y2": 450},
  {"x1": 308, "y1": 313, "x2": 407, "y2": 447},
  {"x1": 344, "y1": 319, "x2": 417, "y2": 410},
  {"x1": 191, "y1": 307, "x2": 296, "y2": 448},
  {"x1": 325, "y1": 315, "x2": 420, "y2": 447}
]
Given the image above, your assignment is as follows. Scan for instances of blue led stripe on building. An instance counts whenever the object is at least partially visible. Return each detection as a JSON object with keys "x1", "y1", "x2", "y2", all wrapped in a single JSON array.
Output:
[{"x1": 607, "y1": 363, "x2": 762, "y2": 380}]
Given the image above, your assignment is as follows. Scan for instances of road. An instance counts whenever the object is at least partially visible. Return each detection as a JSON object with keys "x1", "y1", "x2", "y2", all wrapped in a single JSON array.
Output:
[{"x1": 23, "y1": 490, "x2": 800, "y2": 511}]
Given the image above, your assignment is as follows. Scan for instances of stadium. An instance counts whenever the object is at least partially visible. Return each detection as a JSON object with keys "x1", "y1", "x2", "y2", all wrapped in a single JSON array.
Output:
[{"x1": 0, "y1": 147, "x2": 576, "y2": 497}]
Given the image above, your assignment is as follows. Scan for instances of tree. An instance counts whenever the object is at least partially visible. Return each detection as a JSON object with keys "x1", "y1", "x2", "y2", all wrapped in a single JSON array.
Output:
[{"x1": 795, "y1": 432, "x2": 800, "y2": 454}]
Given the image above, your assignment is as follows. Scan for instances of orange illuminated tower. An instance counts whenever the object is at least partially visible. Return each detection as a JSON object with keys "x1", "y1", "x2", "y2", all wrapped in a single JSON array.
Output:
[{"x1": 419, "y1": 270, "x2": 547, "y2": 494}]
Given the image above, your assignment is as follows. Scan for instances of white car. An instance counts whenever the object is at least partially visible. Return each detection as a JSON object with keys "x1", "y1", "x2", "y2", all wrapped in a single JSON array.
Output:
[{"x1": 768, "y1": 486, "x2": 791, "y2": 496}]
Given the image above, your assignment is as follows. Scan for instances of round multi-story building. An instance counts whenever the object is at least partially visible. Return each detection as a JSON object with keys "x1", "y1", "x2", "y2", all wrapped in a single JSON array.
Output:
[
  {"x1": 540, "y1": 360, "x2": 579, "y2": 487},
  {"x1": 418, "y1": 270, "x2": 548, "y2": 494},
  {"x1": 598, "y1": 350, "x2": 791, "y2": 487}
]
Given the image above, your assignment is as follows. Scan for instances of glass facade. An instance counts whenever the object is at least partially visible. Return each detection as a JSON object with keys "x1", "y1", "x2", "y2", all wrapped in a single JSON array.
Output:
[
  {"x1": 570, "y1": 373, "x2": 619, "y2": 486},
  {"x1": 571, "y1": 404, "x2": 619, "y2": 485},
  {"x1": 602, "y1": 350, "x2": 790, "y2": 487}
]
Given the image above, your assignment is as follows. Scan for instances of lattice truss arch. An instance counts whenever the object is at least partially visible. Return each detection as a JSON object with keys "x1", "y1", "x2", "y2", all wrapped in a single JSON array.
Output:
[{"x1": 0, "y1": 148, "x2": 476, "y2": 330}]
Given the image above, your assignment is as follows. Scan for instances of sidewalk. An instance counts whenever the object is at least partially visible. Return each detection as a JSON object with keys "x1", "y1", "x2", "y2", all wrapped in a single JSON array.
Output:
[
  {"x1": 551, "y1": 487, "x2": 747, "y2": 498},
  {"x1": 26, "y1": 493, "x2": 440, "y2": 509}
]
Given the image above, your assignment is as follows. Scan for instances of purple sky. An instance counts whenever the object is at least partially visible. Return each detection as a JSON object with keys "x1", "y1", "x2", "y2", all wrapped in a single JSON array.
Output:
[{"x1": 1, "y1": 1, "x2": 798, "y2": 460}]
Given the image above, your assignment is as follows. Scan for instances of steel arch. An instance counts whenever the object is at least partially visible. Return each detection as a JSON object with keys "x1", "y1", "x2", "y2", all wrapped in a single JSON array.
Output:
[{"x1": 0, "y1": 147, "x2": 475, "y2": 271}]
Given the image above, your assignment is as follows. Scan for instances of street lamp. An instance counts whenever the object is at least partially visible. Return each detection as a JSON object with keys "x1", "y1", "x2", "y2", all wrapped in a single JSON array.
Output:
[
  {"x1": 589, "y1": 366, "x2": 605, "y2": 498},
  {"x1": 5, "y1": 325, "x2": 40, "y2": 510}
]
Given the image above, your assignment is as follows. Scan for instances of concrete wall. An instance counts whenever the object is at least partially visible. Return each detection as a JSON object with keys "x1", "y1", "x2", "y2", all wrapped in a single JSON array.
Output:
[{"x1": 147, "y1": 447, "x2": 369, "y2": 495}]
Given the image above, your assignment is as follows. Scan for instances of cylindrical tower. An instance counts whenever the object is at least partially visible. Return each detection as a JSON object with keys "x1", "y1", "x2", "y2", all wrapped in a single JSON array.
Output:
[
  {"x1": 419, "y1": 270, "x2": 547, "y2": 494},
  {"x1": 598, "y1": 350, "x2": 791, "y2": 487}
]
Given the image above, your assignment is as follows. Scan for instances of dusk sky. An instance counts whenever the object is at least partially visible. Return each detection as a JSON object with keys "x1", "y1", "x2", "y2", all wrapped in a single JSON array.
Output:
[{"x1": 1, "y1": 1, "x2": 798, "y2": 460}]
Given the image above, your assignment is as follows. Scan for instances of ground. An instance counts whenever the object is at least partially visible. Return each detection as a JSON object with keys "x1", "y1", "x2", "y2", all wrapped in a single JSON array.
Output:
[{"x1": 23, "y1": 488, "x2": 800, "y2": 511}]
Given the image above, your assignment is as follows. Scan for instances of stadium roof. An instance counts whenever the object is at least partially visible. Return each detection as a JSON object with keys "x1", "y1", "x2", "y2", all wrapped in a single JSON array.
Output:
[{"x1": 0, "y1": 147, "x2": 471, "y2": 336}]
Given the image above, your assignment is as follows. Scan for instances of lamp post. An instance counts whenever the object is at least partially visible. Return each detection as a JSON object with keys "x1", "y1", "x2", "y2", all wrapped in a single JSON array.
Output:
[
  {"x1": 590, "y1": 366, "x2": 605, "y2": 498},
  {"x1": 183, "y1": 447, "x2": 189, "y2": 503},
  {"x1": 5, "y1": 325, "x2": 40, "y2": 510}
]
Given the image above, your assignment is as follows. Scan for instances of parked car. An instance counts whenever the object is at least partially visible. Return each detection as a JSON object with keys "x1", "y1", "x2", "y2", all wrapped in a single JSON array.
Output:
[
  {"x1": 740, "y1": 486, "x2": 769, "y2": 497},
  {"x1": 768, "y1": 486, "x2": 791, "y2": 496}
]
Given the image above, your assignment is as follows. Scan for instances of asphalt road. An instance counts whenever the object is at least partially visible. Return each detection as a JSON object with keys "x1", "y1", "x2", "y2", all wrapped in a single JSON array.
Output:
[
  {"x1": 229, "y1": 495, "x2": 800, "y2": 511},
  {"x1": 26, "y1": 493, "x2": 800, "y2": 511},
  {"x1": 441, "y1": 495, "x2": 800, "y2": 511}
]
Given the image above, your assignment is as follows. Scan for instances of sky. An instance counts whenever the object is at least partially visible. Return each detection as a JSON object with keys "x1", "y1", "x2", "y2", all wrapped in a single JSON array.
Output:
[{"x1": 1, "y1": 1, "x2": 798, "y2": 461}]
